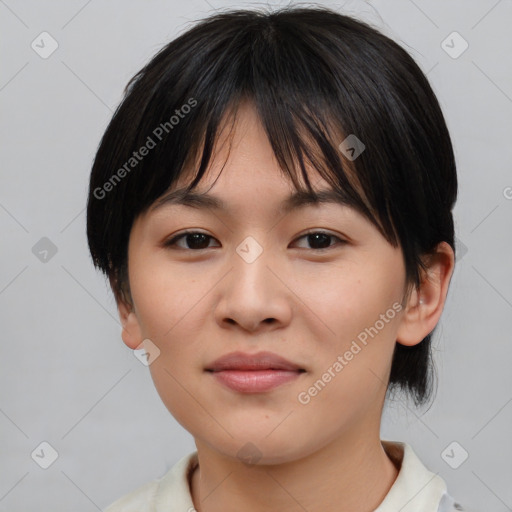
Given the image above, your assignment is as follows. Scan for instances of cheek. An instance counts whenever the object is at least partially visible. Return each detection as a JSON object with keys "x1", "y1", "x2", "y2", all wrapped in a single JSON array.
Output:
[
  {"x1": 129, "y1": 254, "x2": 212, "y2": 342},
  {"x1": 128, "y1": 258, "x2": 212, "y2": 419},
  {"x1": 294, "y1": 294, "x2": 400, "y2": 431},
  {"x1": 129, "y1": 264, "x2": 213, "y2": 431},
  {"x1": 292, "y1": 256, "x2": 404, "y2": 403},
  {"x1": 291, "y1": 257, "x2": 403, "y2": 346}
]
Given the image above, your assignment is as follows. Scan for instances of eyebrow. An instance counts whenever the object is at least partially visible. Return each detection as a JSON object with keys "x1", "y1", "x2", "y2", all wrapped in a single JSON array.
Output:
[{"x1": 150, "y1": 187, "x2": 351, "y2": 215}]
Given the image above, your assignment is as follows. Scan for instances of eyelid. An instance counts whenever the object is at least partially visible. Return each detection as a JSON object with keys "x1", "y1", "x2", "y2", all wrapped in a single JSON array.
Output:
[
  {"x1": 292, "y1": 230, "x2": 347, "y2": 251},
  {"x1": 162, "y1": 229, "x2": 347, "y2": 251},
  {"x1": 162, "y1": 229, "x2": 217, "y2": 249}
]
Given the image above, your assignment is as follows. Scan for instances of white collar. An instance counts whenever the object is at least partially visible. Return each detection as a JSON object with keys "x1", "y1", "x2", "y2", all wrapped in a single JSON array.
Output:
[{"x1": 375, "y1": 441, "x2": 448, "y2": 511}]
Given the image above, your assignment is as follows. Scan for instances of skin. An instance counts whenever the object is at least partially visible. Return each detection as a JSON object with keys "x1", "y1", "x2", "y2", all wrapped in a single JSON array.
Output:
[{"x1": 117, "y1": 100, "x2": 455, "y2": 512}]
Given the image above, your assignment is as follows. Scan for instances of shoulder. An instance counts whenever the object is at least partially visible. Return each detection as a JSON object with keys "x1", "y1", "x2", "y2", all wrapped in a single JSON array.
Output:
[
  {"x1": 104, "y1": 480, "x2": 158, "y2": 512},
  {"x1": 103, "y1": 451, "x2": 199, "y2": 512}
]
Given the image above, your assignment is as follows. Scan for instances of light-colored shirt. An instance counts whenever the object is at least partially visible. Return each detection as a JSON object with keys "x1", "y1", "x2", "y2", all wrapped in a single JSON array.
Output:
[{"x1": 104, "y1": 440, "x2": 465, "y2": 511}]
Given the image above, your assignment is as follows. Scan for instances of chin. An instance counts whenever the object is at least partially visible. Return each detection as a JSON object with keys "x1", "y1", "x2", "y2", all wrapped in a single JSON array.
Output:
[{"x1": 202, "y1": 429, "x2": 317, "y2": 467}]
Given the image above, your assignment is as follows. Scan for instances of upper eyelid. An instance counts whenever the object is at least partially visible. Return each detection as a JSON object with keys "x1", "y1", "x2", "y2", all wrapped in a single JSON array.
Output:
[{"x1": 164, "y1": 229, "x2": 346, "y2": 248}]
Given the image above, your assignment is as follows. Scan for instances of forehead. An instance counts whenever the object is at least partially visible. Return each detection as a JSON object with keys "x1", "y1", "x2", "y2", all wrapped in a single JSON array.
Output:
[{"x1": 149, "y1": 100, "x2": 358, "y2": 215}]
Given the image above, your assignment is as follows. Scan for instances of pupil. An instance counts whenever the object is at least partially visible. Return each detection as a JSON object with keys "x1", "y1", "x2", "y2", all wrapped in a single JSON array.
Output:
[
  {"x1": 308, "y1": 233, "x2": 330, "y2": 249},
  {"x1": 188, "y1": 233, "x2": 209, "y2": 249}
]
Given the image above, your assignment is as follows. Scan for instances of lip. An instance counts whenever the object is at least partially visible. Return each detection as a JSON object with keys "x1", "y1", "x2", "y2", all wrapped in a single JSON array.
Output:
[
  {"x1": 206, "y1": 351, "x2": 304, "y2": 372},
  {"x1": 205, "y1": 351, "x2": 305, "y2": 393}
]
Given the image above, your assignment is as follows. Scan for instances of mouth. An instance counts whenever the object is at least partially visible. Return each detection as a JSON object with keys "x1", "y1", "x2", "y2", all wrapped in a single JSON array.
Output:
[
  {"x1": 205, "y1": 351, "x2": 306, "y2": 393},
  {"x1": 205, "y1": 350, "x2": 305, "y2": 372}
]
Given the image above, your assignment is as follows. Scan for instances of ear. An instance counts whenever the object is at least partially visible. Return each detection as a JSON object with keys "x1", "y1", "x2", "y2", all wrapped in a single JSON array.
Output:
[
  {"x1": 396, "y1": 241, "x2": 455, "y2": 347},
  {"x1": 117, "y1": 298, "x2": 144, "y2": 350}
]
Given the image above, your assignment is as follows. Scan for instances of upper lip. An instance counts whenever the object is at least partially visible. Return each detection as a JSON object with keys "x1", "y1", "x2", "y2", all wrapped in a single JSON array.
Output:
[{"x1": 206, "y1": 351, "x2": 304, "y2": 372}]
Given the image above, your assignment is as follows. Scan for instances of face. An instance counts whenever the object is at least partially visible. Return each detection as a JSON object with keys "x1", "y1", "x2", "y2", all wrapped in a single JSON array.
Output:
[{"x1": 120, "y1": 101, "x2": 411, "y2": 464}]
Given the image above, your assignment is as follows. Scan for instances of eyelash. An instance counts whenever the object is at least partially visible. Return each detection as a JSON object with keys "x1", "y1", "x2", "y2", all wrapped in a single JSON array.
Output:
[{"x1": 163, "y1": 230, "x2": 346, "y2": 252}]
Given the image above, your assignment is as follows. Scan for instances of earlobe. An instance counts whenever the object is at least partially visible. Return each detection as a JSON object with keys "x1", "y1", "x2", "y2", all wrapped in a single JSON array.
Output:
[
  {"x1": 396, "y1": 241, "x2": 455, "y2": 347},
  {"x1": 117, "y1": 299, "x2": 144, "y2": 350}
]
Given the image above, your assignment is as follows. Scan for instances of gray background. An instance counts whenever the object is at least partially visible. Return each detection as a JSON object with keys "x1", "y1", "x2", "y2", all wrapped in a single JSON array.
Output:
[{"x1": 1, "y1": 0, "x2": 511, "y2": 510}]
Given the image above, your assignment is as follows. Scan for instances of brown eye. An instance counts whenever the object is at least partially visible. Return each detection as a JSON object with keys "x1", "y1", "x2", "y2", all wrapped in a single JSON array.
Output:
[
  {"x1": 292, "y1": 231, "x2": 346, "y2": 251},
  {"x1": 164, "y1": 231, "x2": 218, "y2": 250}
]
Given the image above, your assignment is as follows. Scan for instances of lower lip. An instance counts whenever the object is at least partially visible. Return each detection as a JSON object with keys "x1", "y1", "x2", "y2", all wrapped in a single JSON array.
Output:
[{"x1": 209, "y1": 370, "x2": 302, "y2": 393}]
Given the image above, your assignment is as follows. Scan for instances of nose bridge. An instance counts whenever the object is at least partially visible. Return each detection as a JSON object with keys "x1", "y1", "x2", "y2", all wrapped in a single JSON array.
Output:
[
  {"x1": 214, "y1": 232, "x2": 291, "y2": 331},
  {"x1": 230, "y1": 233, "x2": 278, "y2": 297},
  {"x1": 235, "y1": 234, "x2": 268, "y2": 267}
]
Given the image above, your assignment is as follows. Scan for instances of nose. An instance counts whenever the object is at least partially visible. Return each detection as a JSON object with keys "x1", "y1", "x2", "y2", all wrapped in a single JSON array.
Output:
[{"x1": 213, "y1": 236, "x2": 293, "y2": 333}]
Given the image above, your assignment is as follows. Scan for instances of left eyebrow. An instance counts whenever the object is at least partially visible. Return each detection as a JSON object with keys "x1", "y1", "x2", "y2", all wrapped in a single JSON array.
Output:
[{"x1": 150, "y1": 187, "x2": 351, "y2": 215}]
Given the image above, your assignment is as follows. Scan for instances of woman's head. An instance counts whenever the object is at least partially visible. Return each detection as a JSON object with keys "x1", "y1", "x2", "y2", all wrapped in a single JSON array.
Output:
[{"x1": 86, "y1": 5, "x2": 457, "y2": 454}]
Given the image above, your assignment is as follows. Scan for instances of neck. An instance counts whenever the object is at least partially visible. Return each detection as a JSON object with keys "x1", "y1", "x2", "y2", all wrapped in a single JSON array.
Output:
[{"x1": 189, "y1": 430, "x2": 399, "y2": 512}]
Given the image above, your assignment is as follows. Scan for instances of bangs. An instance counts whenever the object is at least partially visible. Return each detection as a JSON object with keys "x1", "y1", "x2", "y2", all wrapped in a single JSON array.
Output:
[
  {"x1": 167, "y1": 94, "x2": 394, "y2": 244},
  {"x1": 116, "y1": 13, "x2": 400, "y2": 248}
]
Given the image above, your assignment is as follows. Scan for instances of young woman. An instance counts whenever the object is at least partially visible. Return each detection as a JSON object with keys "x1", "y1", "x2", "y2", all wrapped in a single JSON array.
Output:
[{"x1": 87, "y1": 6, "x2": 464, "y2": 511}]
